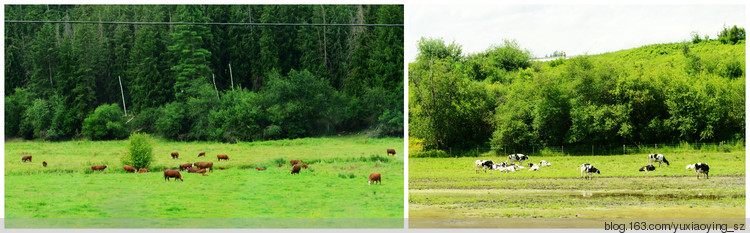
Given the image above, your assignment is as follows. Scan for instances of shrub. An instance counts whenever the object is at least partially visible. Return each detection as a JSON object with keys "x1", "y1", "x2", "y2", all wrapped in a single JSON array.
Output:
[
  {"x1": 124, "y1": 133, "x2": 154, "y2": 169},
  {"x1": 263, "y1": 69, "x2": 338, "y2": 138},
  {"x1": 718, "y1": 25, "x2": 745, "y2": 45},
  {"x1": 4, "y1": 88, "x2": 33, "y2": 138},
  {"x1": 82, "y1": 103, "x2": 129, "y2": 140},
  {"x1": 410, "y1": 150, "x2": 449, "y2": 158},
  {"x1": 691, "y1": 31, "x2": 702, "y2": 44},
  {"x1": 264, "y1": 125, "x2": 282, "y2": 140},
  {"x1": 25, "y1": 98, "x2": 53, "y2": 139},
  {"x1": 408, "y1": 137, "x2": 425, "y2": 155},
  {"x1": 154, "y1": 102, "x2": 187, "y2": 140},
  {"x1": 129, "y1": 107, "x2": 161, "y2": 134}
]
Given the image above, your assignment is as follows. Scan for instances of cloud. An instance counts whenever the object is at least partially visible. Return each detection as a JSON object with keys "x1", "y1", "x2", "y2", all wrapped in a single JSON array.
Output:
[{"x1": 406, "y1": 5, "x2": 745, "y2": 62}]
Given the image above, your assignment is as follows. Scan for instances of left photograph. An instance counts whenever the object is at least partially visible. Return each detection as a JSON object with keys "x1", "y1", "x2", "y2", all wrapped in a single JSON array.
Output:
[{"x1": 4, "y1": 5, "x2": 404, "y2": 228}]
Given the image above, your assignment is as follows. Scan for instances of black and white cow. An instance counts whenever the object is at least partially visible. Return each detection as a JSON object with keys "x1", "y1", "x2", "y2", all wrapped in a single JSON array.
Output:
[
  {"x1": 492, "y1": 161, "x2": 508, "y2": 171},
  {"x1": 579, "y1": 163, "x2": 601, "y2": 179},
  {"x1": 539, "y1": 160, "x2": 552, "y2": 167},
  {"x1": 475, "y1": 160, "x2": 494, "y2": 173},
  {"x1": 528, "y1": 163, "x2": 540, "y2": 171},
  {"x1": 648, "y1": 154, "x2": 670, "y2": 167},
  {"x1": 686, "y1": 163, "x2": 709, "y2": 179},
  {"x1": 639, "y1": 165, "x2": 656, "y2": 172},
  {"x1": 508, "y1": 154, "x2": 529, "y2": 165},
  {"x1": 499, "y1": 164, "x2": 520, "y2": 173}
]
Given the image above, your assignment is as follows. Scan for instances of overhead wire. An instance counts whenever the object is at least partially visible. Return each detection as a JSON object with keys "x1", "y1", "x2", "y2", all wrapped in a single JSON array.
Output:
[{"x1": 4, "y1": 20, "x2": 403, "y2": 27}]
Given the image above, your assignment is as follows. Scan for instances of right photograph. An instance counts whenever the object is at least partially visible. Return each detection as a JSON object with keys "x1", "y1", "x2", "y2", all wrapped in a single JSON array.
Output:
[{"x1": 407, "y1": 5, "x2": 745, "y2": 228}]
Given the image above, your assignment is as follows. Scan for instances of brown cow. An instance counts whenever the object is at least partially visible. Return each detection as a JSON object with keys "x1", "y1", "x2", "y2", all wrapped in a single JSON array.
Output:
[
  {"x1": 42, "y1": 161, "x2": 47, "y2": 167},
  {"x1": 369, "y1": 172, "x2": 381, "y2": 185},
  {"x1": 193, "y1": 162, "x2": 214, "y2": 172},
  {"x1": 91, "y1": 165, "x2": 108, "y2": 171},
  {"x1": 137, "y1": 168, "x2": 150, "y2": 173},
  {"x1": 171, "y1": 152, "x2": 179, "y2": 159},
  {"x1": 256, "y1": 167, "x2": 266, "y2": 171},
  {"x1": 196, "y1": 168, "x2": 207, "y2": 176},
  {"x1": 21, "y1": 155, "x2": 32, "y2": 162},
  {"x1": 219, "y1": 167, "x2": 227, "y2": 170},
  {"x1": 198, "y1": 152, "x2": 205, "y2": 157},
  {"x1": 301, "y1": 163, "x2": 308, "y2": 169},
  {"x1": 290, "y1": 160, "x2": 301, "y2": 166},
  {"x1": 164, "y1": 170, "x2": 183, "y2": 181},
  {"x1": 217, "y1": 154, "x2": 230, "y2": 161},
  {"x1": 187, "y1": 168, "x2": 207, "y2": 176},
  {"x1": 123, "y1": 165, "x2": 136, "y2": 173},
  {"x1": 179, "y1": 163, "x2": 193, "y2": 171},
  {"x1": 291, "y1": 164, "x2": 301, "y2": 175},
  {"x1": 278, "y1": 163, "x2": 283, "y2": 167},
  {"x1": 386, "y1": 149, "x2": 396, "y2": 156}
]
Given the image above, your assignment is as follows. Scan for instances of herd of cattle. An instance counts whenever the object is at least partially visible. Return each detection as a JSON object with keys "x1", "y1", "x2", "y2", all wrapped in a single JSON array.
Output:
[
  {"x1": 19, "y1": 148, "x2": 397, "y2": 184},
  {"x1": 474, "y1": 153, "x2": 711, "y2": 179}
]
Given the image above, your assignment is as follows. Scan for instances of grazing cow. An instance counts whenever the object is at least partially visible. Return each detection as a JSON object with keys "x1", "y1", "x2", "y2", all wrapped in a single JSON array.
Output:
[
  {"x1": 528, "y1": 163, "x2": 540, "y2": 171},
  {"x1": 386, "y1": 149, "x2": 397, "y2": 156},
  {"x1": 198, "y1": 152, "x2": 205, "y2": 157},
  {"x1": 290, "y1": 160, "x2": 301, "y2": 166},
  {"x1": 21, "y1": 156, "x2": 32, "y2": 163},
  {"x1": 539, "y1": 160, "x2": 552, "y2": 167},
  {"x1": 579, "y1": 163, "x2": 601, "y2": 179},
  {"x1": 137, "y1": 168, "x2": 149, "y2": 173},
  {"x1": 256, "y1": 167, "x2": 266, "y2": 171},
  {"x1": 164, "y1": 170, "x2": 183, "y2": 181},
  {"x1": 193, "y1": 162, "x2": 214, "y2": 172},
  {"x1": 475, "y1": 160, "x2": 494, "y2": 173},
  {"x1": 585, "y1": 167, "x2": 601, "y2": 179},
  {"x1": 639, "y1": 165, "x2": 656, "y2": 172},
  {"x1": 217, "y1": 154, "x2": 230, "y2": 161},
  {"x1": 301, "y1": 163, "x2": 308, "y2": 169},
  {"x1": 369, "y1": 172, "x2": 382, "y2": 185},
  {"x1": 291, "y1": 164, "x2": 301, "y2": 175},
  {"x1": 579, "y1": 163, "x2": 592, "y2": 178},
  {"x1": 648, "y1": 154, "x2": 670, "y2": 167},
  {"x1": 187, "y1": 167, "x2": 208, "y2": 175},
  {"x1": 91, "y1": 165, "x2": 108, "y2": 171},
  {"x1": 123, "y1": 165, "x2": 136, "y2": 173},
  {"x1": 171, "y1": 152, "x2": 179, "y2": 159},
  {"x1": 43, "y1": 161, "x2": 47, "y2": 167},
  {"x1": 219, "y1": 167, "x2": 227, "y2": 170},
  {"x1": 508, "y1": 154, "x2": 529, "y2": 165},
  {"x1": 686, "y1": 163, "x2": 710, "y2": 179},
  {"x1": 278, "y1": 163, "x2": 283, "y2": 167},
  {"x1": 196, "y1": 168, "x2": 207, "y2": 176},
  {"x1": 179, "y1": 163, "x2": 193, "y2": 171}
]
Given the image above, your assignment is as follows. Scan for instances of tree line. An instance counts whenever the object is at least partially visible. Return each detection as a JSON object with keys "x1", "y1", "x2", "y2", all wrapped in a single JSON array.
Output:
[
  {"x1": 5, "y1": 5, "x2": 404, "y2": 141},
  {"x1": 409, "y1": 26, "x2": 744, "y2": 153}
]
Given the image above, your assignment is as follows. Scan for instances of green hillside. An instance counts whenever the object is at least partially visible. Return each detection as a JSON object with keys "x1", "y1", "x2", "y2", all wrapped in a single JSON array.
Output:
[{"x1": 409, "y1": 33, "x2": 745, "y2": 153}]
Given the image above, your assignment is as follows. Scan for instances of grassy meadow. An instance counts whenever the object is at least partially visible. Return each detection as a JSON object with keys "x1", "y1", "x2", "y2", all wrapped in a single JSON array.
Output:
[
  {"x1": 5, "y1": 136, "x2": 404, "y2": 228},
  {"x1": 409, "y1": 150, "x2": 745, "y2": 227}
]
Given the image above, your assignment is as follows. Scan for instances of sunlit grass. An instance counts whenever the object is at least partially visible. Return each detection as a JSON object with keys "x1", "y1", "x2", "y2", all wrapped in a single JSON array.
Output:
[{"x1": 5, "y1": 136, "x2": 404, "y2": 221}]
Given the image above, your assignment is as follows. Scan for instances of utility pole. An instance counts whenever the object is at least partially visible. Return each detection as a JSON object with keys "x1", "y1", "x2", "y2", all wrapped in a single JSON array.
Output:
[
  {"x1": 229, "y1": 63, "x2": 234, "y2": 91},
  {"x1": 212, "y1": 74, "x2": 220, "y2": 100},
  {"x1": 118, "y1": 76, "x2": 127, "y2": 116}
]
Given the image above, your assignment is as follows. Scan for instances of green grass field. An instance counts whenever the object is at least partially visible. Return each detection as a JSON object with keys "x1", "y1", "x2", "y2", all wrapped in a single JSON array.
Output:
[
  {"x1": 409, "y1": 150, "x2": 745, "y2": 228},
  {"x1": 5, "y1": 136, "x2": 404, "y2": 228}
]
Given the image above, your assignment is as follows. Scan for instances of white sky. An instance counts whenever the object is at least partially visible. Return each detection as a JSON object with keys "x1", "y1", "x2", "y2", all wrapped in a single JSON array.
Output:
[{"x1": 406, "y1": 4, "x2": 746, "y2": 61}]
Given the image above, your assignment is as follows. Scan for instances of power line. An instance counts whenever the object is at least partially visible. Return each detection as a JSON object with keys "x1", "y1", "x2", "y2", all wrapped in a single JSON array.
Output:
[{"x1": 4, "y1": 20, "x2": 403, "y2": 27}]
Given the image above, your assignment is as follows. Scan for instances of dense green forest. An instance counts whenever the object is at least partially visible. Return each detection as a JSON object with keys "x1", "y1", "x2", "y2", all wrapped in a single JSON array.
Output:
[
  {"x1": 5, "y1": 5, "x2": 404, "y2": 141},
  {"x1": 409, "y1": 26, "x2": 745, "y2": 153}
]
